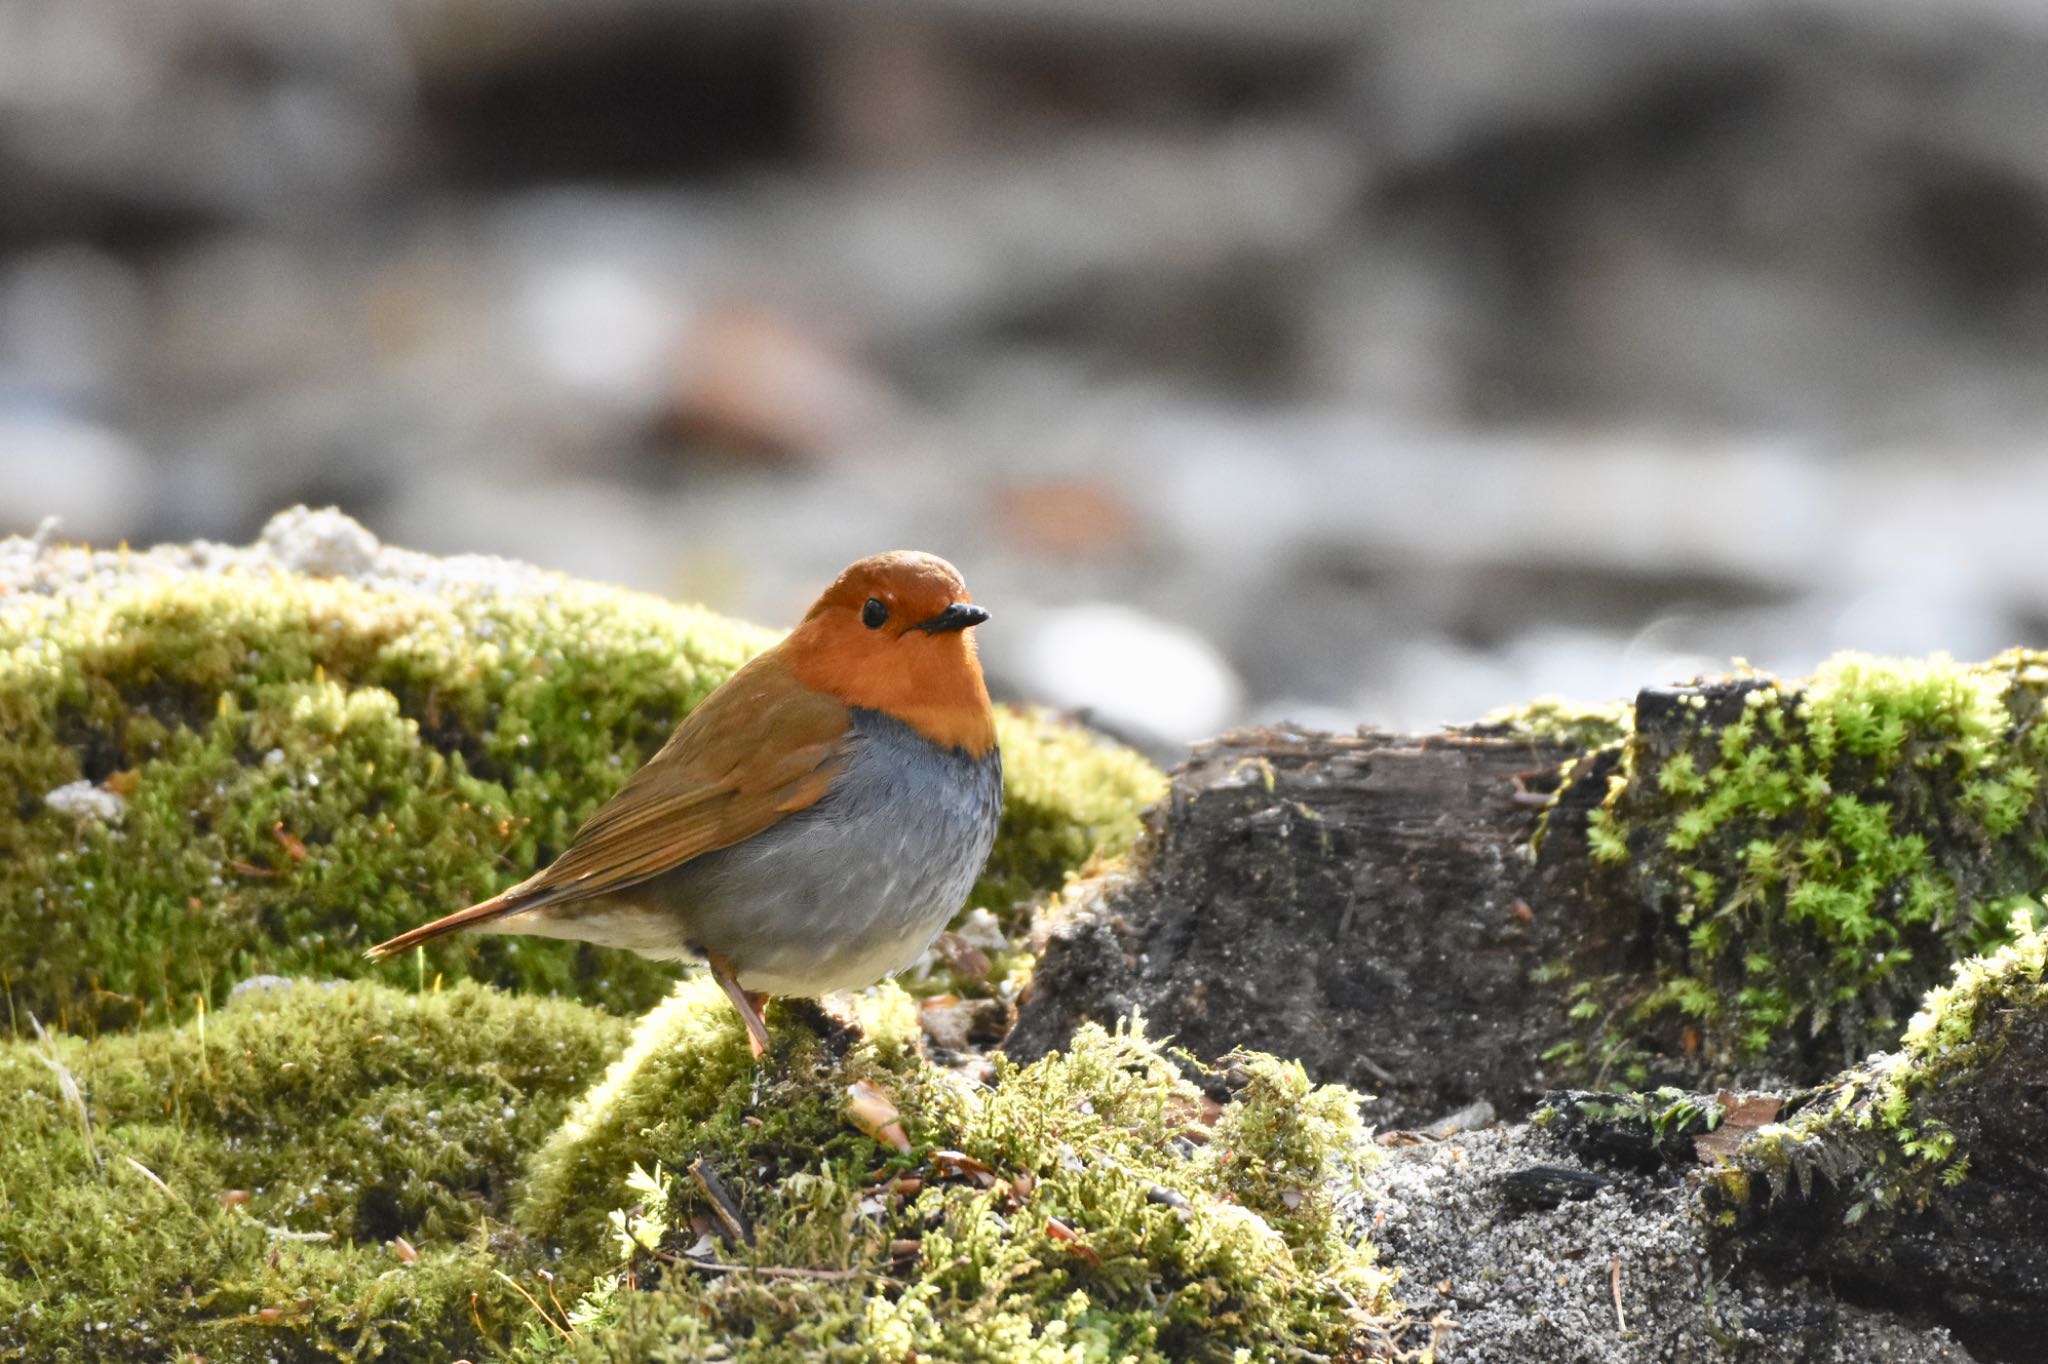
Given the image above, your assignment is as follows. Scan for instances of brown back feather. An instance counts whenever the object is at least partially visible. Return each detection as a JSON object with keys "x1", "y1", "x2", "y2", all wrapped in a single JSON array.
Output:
[{"x1": 366, "y1": 649, "x2": 849, "y2": 957}]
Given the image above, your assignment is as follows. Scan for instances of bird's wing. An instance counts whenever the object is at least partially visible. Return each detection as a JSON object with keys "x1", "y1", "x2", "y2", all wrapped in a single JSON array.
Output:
[
  {"x1": 366, "y1": 652, "x2": 849, "y2": 956},
  {"x1": 533, "y1": 655, "x2": 850, "y2": 897}
]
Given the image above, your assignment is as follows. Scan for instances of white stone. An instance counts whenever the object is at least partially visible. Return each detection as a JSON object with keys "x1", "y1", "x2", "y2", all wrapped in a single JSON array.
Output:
[
  {"x1": 44, "y1": 780, "x2": 125, "y2": 822},
  {"x1": 991, "y1": 602, "x2": 1243, "y2": 753},
  {"x1": 259, "y1": 505, "x2": 380, "y2": 578}
]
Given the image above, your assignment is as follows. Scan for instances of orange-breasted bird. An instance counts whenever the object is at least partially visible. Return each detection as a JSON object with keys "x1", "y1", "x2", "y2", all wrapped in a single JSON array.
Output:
[{"x1": 367, "y1": 552, "x2": 1001, "y2": 1056}]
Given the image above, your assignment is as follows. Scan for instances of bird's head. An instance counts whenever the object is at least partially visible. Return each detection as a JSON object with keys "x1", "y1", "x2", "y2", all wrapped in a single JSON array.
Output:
[{"x1": 783, "y1": 551, "x2": 995, "y2": 757}]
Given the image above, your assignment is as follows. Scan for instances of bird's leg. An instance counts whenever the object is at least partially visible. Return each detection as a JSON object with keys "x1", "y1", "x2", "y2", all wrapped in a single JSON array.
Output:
[{"x1": 707, "y1": 953, "x2": 773, "y2": 1058}]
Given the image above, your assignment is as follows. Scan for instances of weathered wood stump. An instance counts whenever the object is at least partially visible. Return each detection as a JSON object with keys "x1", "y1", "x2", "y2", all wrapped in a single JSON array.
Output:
[{"x1": 1007, "y1": 724, "x2": 1610, "y2": 1125}]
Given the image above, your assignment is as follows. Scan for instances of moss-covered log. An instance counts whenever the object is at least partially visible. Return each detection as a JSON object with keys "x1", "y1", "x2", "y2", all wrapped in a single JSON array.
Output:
[
  {"x1": 1015, "y1": 652, "x2": 2048, "y2": 1121},
  {"x1": 1503, "y1": 918, "x2": 2048, "y2": 1361},
  {"x1": 1589, "y1": 657, "x2": 2048, "y2": 1082}
]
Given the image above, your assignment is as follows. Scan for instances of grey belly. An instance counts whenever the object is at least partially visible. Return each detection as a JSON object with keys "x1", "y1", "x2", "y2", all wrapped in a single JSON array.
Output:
[{"x1": 607, "y1": 710, "x2": 1001, "y2": 995}]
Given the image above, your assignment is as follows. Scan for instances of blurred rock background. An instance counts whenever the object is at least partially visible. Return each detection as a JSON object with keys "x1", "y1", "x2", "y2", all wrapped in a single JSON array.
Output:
[{"x1": 5, "y1": 0, "x2": 2048, "y2": 756}]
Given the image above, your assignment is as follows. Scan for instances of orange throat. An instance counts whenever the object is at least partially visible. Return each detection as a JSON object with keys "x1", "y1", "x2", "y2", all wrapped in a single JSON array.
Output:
[{"x1": 785, "y1": 625, "x2": 996, "y2": 758}]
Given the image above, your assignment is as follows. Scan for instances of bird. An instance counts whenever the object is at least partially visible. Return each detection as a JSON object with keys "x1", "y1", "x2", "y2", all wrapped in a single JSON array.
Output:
[{"x1": 367, "y1": 551, "x2": 1002, "y2": 1057}]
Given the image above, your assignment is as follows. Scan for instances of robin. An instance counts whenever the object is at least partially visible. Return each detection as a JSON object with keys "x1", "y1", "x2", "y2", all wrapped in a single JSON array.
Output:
[{"x1": 369, "y1": 551, "x2": 1001, "y2": 1055}]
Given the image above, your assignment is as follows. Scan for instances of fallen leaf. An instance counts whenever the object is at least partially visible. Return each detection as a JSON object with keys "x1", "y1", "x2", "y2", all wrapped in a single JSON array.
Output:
[
  {"x1": 930, "y1": 1149, "x2": 997, "y2": 1187},
  {"x1": 1043, "y1": 1216, "x2": 1101, "y2": 1265},
  {"x1": 1166, "y1": 1093, "x2": 1224, "y2": 1136},
  {"x1": 1694, "y1": 1092, "x2": 1783, "y2": 1164},
  {"x1": 845, "y1": 1079, "x2": 910, "y2": 1153}
]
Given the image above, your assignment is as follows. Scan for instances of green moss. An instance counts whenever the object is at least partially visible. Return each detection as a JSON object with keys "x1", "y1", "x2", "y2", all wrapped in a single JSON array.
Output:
[
  {"x1": 2, "y1": 974, "x2": 1392, "y2": 1362},
  {"x1": 1568, "y1": 1086, "x2": 1723, "y2": 1143},
  {"x1": 1480, "y1": 694, "x2": 1633, "y2": 750},
  {"x1": 1710, "y1": 907, "x2": 2048, "y2": 1224},
  {"x1": 0, "y1": 979, "x2": 628, "y2": 1362},
  {"x1": 1561, "y1": 651, "x2": 2048, "y2": 1076},
  {"x1": 515, "y1": 994, "x2": 1395, "y2": 1362},
  {"x1": 1, "y1": 541, "x2": 1162, "y2": 1033},
  {"x1": 1536, "y1": 1086, "x2": 1730, "y2": 1178},
  {"x1": 516, "y1": 978, "x2": 920, "y2": 1260}
]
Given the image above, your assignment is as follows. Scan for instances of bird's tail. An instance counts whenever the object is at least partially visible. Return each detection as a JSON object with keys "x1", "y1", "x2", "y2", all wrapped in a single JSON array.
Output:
[{"x1": 364, "y1": 878, "x2": 561, "y2": 959}]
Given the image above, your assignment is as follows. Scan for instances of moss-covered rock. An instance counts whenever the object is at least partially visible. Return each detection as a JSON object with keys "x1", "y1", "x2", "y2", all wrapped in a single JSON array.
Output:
[
  {"x1": 1703, "y1": 909, "x2": 2048, "y2": 1358},
  {"x1": 0, "y1": 516, "x2": 1163, "y2": 1033},
  {"x1": 1551, "y1": 650, "x2": 2048, "y2": 1081},
  {"x1": 0, "y1": 978, "x2": 629, "y2": 1363},
  {"x1": 514, "y1": 987, "x2": 1397, "y2": 1363}
]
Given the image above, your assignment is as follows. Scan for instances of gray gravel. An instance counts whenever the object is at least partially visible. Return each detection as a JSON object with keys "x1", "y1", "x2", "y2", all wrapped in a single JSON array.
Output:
[{"x1": 1368, "y1": 1123, "x2": 1971, "y2": 1363}]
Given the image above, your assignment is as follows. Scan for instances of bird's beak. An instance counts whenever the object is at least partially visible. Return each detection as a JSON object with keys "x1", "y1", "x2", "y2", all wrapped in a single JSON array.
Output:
[{"x1": 915, "y1": 602, "x2": 990, "y2": 634}]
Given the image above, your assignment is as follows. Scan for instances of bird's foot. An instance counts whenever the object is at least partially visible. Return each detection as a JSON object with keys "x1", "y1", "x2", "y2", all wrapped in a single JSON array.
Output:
[{"x1": 707, "y1": 954, "x2": 773, "y2": 1058}]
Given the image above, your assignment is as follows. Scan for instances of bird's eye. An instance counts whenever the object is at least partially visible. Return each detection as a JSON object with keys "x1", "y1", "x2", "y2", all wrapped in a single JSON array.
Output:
[{"x1": 861, "y1": 598, "x2": 889, "y2": 629}]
